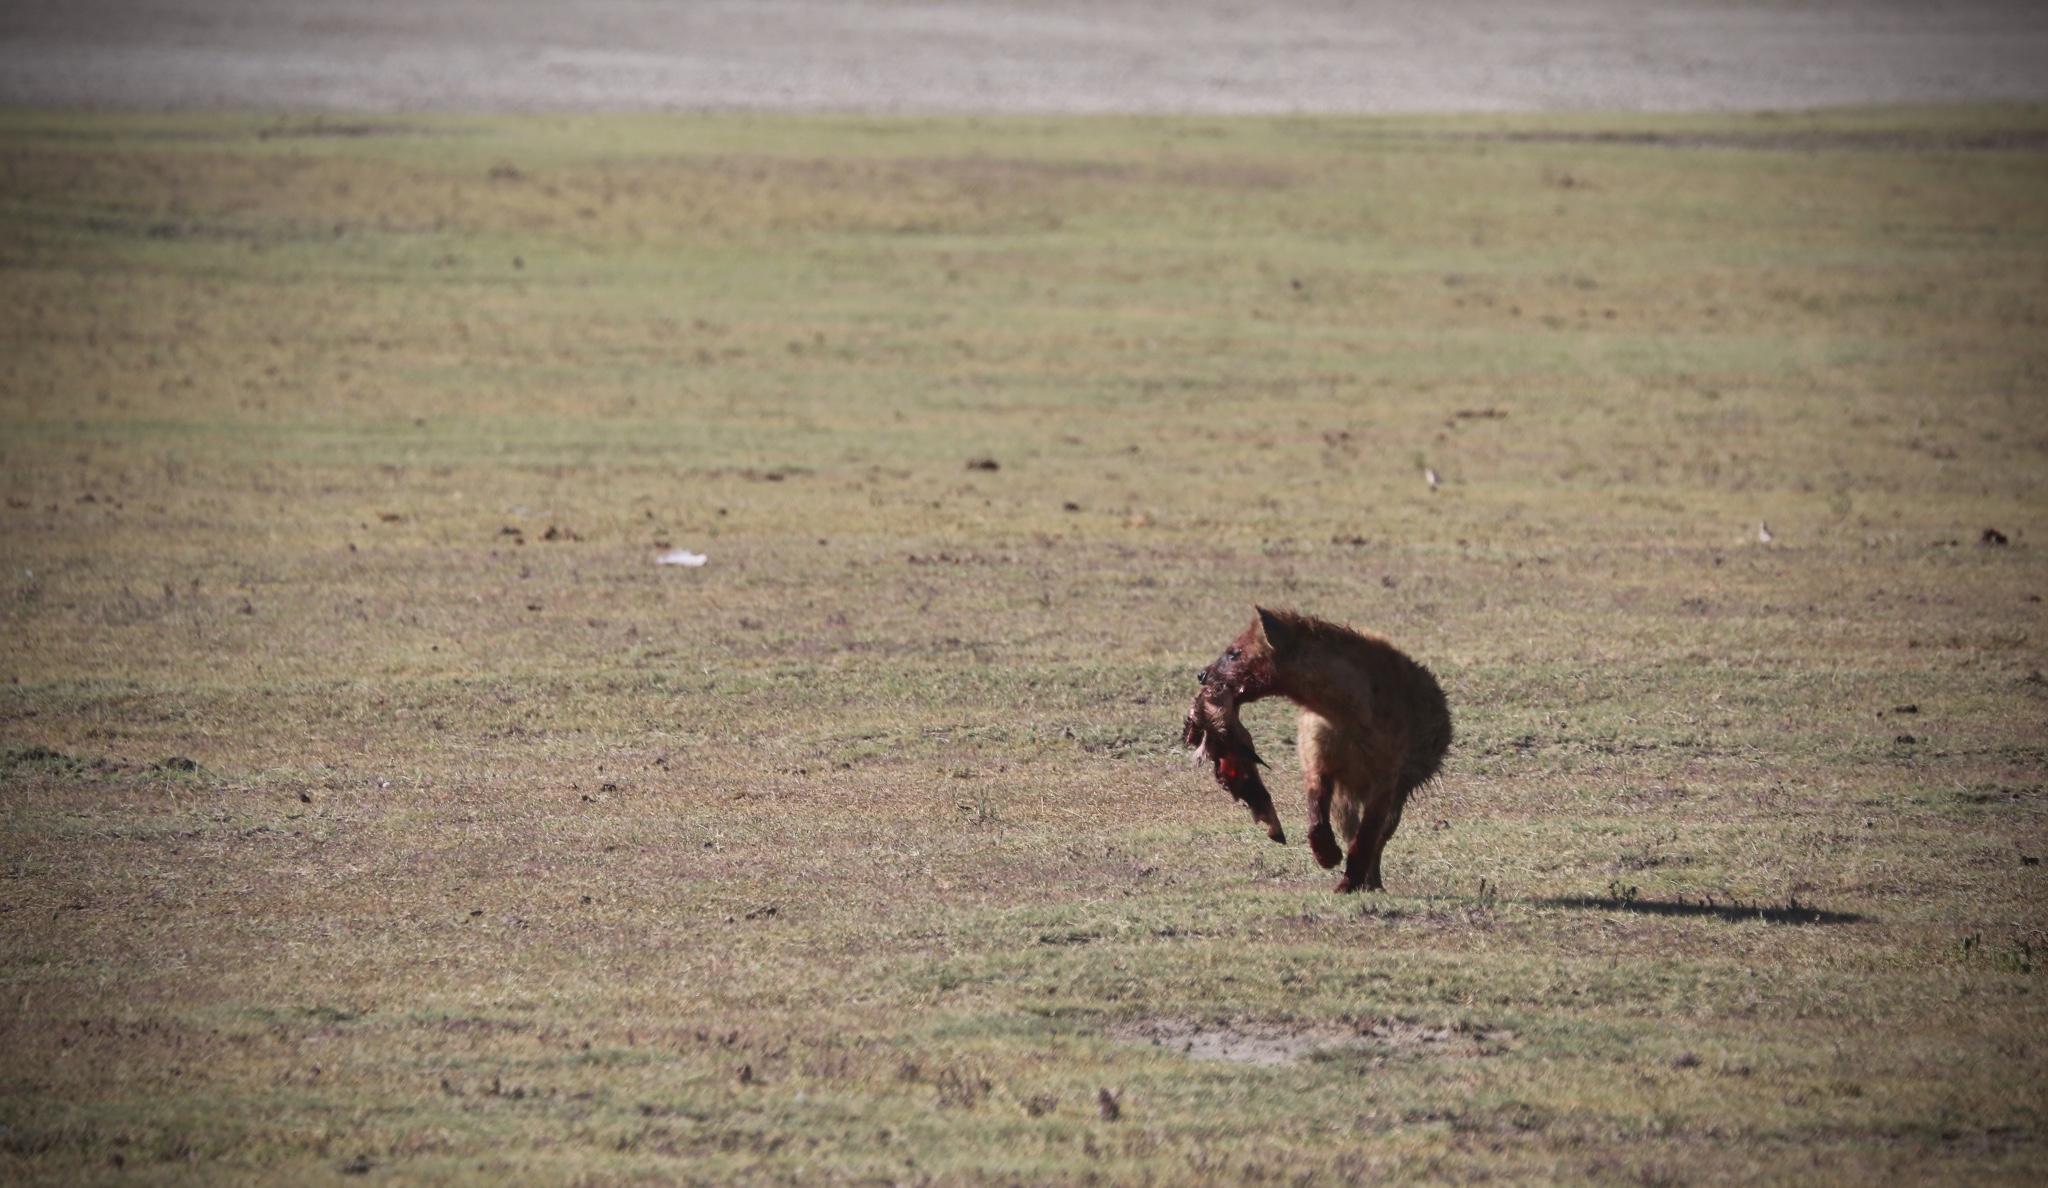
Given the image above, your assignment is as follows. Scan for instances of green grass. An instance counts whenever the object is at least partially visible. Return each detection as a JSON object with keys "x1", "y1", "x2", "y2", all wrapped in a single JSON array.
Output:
[{"x1": 1, "y1": 105, "x2": 2045, "y2": 1184}]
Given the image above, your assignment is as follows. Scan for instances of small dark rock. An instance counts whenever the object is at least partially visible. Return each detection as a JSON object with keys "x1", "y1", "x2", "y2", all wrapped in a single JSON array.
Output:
[
  {"x1": 966, "y1": 457, "x2": 1000, "y2": 471},
  {"x1": 1892, "y1": 704, "x2": 1919, "y2": 714},
  {"x1": 1981, "y1": 528, "x2": 2009, "y2": 546},
  {"x1": 1671, "y1": 1051, "x2": 1701, "y2": 1069},
  {"x1": 1097, "y1": 1087, "x2": 1121, "y2": 1121},
  {"x1": 340, "y1": 1155, "x2": 373, "y2": 1175},
  {"x1": 157, "y1": 756, "x2": 197, "y2": 772},
  {"x1": 1895, "y1": 734, "x2": 1917, "y2": 745}
]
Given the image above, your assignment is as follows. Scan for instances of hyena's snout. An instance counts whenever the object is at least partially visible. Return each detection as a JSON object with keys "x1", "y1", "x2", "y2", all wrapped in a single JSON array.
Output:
[{"x1": 1196, "y1": 665, "x2": 1211, "y2": 684}]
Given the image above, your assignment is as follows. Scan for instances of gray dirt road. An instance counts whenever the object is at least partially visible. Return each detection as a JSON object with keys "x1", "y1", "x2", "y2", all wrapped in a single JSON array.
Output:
[{"x1": 2, "y1": 0, "x2": 2046, "y2": 113}]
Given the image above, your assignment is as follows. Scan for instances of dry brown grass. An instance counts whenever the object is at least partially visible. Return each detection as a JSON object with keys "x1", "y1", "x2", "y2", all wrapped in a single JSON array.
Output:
[{"x1": 1, "y1": 107, "x2": 2045, "y2": 1183}]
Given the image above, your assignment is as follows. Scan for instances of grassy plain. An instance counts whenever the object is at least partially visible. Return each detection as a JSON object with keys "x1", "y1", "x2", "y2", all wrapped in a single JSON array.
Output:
[{"x1": 0, "y1": 106, "x2": 2045, "y2": 1184}]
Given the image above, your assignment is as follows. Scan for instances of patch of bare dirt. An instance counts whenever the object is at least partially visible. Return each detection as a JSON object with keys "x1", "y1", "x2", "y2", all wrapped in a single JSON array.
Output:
[{"x1": 1116, "y1": 1017, "x2": 1514, "y2": 1066}]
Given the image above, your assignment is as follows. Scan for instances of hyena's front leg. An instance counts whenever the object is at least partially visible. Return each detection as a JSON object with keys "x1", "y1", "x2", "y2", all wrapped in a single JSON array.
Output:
[
  {"x1": 1297, "y1": 713, "x2": 1343, "y2": 869},
  {"x1": 1303, "y1": 767, "x2": 1343, "y2": 871}
]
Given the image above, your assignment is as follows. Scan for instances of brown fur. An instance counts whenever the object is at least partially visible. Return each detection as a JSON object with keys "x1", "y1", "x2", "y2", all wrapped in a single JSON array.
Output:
[{"x1": 1184, "y1": 608, "x2": 1451, "y2": 892}]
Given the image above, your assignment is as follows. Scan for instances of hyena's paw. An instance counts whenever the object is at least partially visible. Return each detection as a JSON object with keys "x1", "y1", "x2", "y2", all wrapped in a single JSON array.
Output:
[
  {"x1": 1307, "y1": 822, "x2": 1342, "y2": 869},
  {"x1": 1335, "y1": 856, "x2": 1384, "y2": 893}
]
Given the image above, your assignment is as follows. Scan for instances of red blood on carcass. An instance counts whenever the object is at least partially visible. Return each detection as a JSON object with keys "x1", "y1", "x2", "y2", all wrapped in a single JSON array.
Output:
[{"x1": 1186, "y1": 681, "x2": 1281, "y2": 842}]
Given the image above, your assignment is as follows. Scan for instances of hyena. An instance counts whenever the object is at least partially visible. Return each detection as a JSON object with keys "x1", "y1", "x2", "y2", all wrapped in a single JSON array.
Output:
[{"x1": 1183, "y1": 607, "x2": 1451, "y2": 893}]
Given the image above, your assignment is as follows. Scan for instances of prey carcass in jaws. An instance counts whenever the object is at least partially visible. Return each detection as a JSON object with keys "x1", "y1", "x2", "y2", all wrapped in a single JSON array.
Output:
[{"x1": 1183, "y1": 680, "x2": 1287, "y2": 843}]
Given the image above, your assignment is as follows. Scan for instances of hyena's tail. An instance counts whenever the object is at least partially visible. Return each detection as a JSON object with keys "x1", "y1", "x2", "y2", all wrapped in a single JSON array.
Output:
[{"x1": 1396, "y1": 662, "x2": 1453, "y2": 797}]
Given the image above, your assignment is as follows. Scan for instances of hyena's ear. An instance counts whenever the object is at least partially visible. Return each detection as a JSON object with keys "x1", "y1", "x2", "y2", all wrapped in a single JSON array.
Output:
[{"x1": 1254, "y1": 606, "x2": 1290, "y2": 648}]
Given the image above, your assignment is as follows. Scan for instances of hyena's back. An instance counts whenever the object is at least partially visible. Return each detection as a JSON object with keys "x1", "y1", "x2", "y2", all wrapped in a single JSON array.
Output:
[
  {"x1": 1280, "y1": 617, "x2": 1450, "y2": 863},
  {"x1": 1281, "y1": 617, "x2": 1450, "y2": 788}
]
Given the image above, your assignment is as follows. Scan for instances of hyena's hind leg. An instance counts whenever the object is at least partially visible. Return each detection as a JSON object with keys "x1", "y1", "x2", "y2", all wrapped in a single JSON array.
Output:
[
  {"x1": 1335, "y1": 777, "x2": 1404, "y2": 894},
  {"x1": 1359, "y1": 801, "x2": 1406, "y2": 892}
]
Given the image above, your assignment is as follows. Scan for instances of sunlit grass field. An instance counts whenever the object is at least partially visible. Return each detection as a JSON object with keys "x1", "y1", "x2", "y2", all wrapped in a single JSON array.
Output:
[{"x1": 1, "y1": 105, "x2": 2045, "y2": 1184}]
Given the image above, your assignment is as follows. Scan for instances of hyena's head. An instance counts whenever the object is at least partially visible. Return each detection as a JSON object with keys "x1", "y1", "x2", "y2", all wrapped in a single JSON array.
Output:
[{"x1": 1196, "y1": 607, "x2": 1291, "y2": 694}]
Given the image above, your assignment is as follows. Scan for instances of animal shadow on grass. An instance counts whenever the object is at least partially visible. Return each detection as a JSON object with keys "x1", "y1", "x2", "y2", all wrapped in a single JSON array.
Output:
[{"x1": 1536, "y1": 892, "x2": 1866, "y2": 926}]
